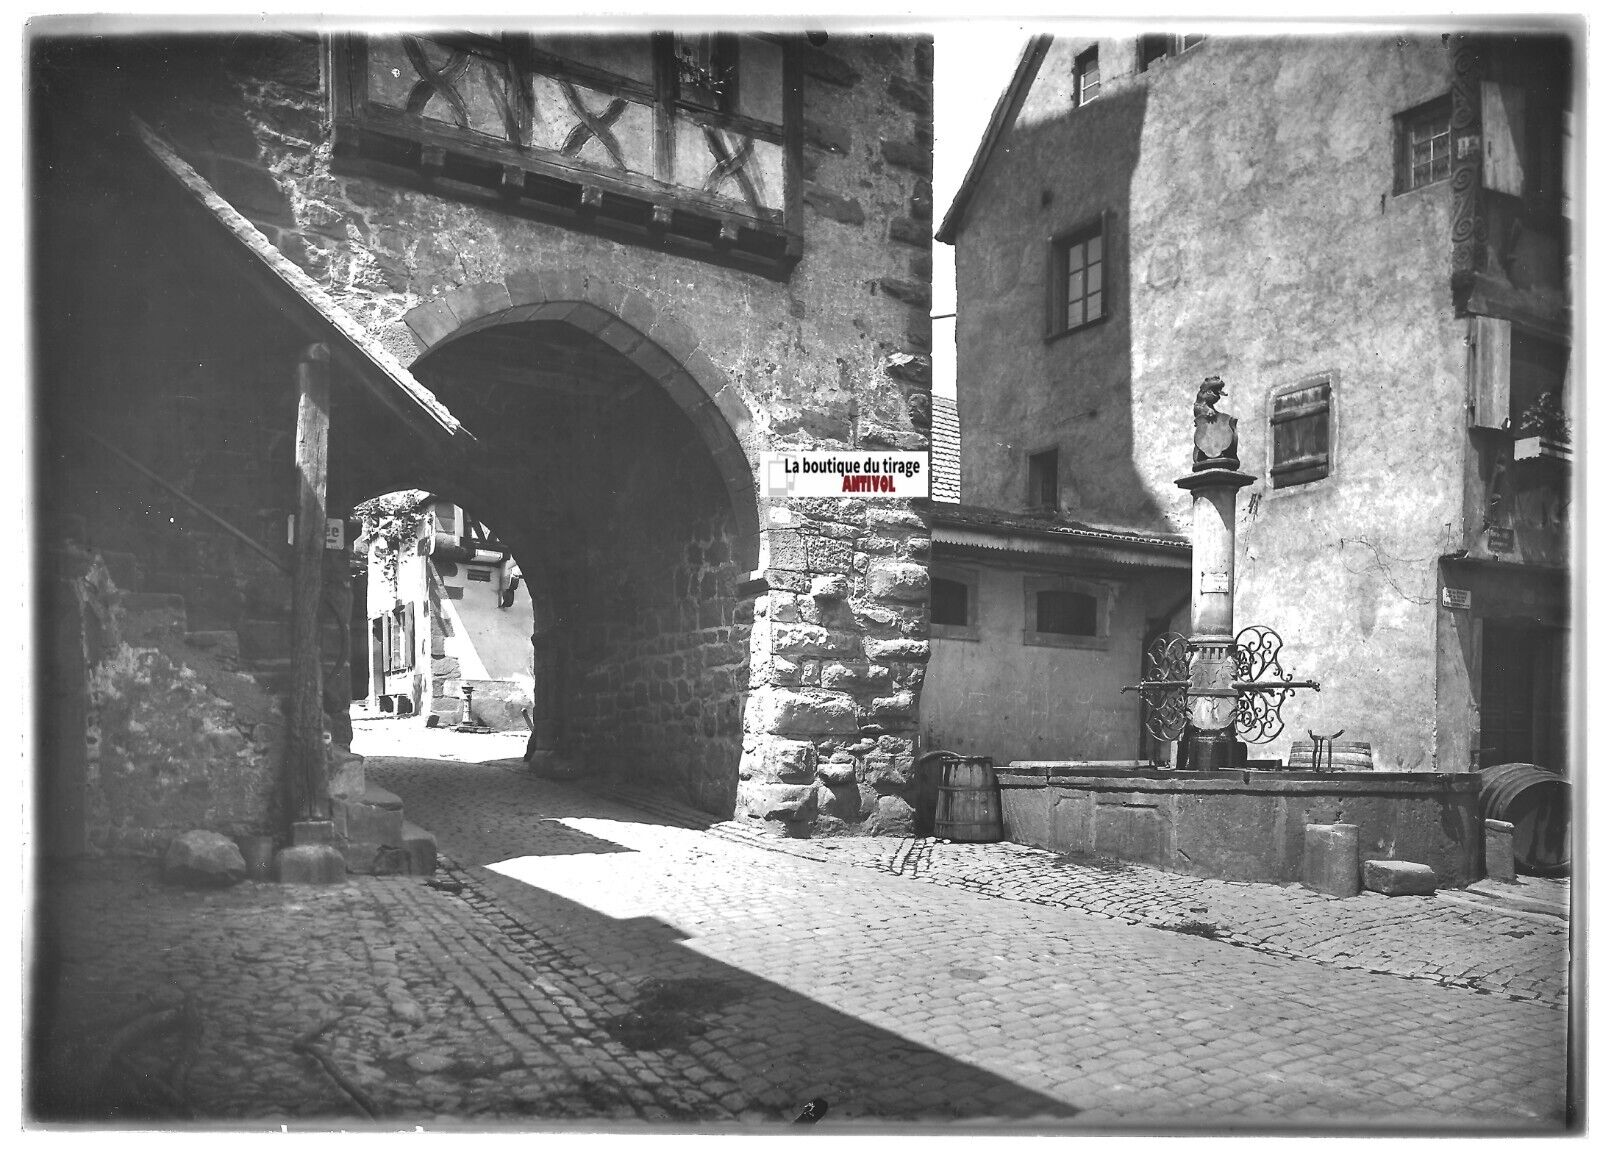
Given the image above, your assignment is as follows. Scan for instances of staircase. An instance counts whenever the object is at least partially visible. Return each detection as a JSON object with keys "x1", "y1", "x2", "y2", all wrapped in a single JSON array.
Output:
[{"x1": 47, "y1": 520, "x2": 435, "y2": 876}]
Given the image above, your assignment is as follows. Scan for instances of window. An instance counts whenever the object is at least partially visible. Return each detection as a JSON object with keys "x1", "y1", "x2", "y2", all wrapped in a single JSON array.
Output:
[
  {"x1": 1138, "y1": 33, "x2": 1205, "y2": 72},
  {"x1": 930, "y1": 568, "x2": 979, "y2": 641},
  {"x1": 1024, "y1": 577, "x2": 1110, "y2": 649},
  {"x1": 1511, "y1": 332, "x2": 1570, "y2": 441},
  {"x1": 1396, "y1": 96, "x2": 1452, "y2": 193},
  {"x1": 1270, "y1": 376, "x2": 1333, "y2": 489},
  {"x1": 1027, "y1": 449, "x2": 1060, "y2": 512},
  {"x1": 1074, "y1": 46, "x2": 1101, "y2": 107},
  {"x1": 1036, "y1": 589, "x2": 1098, "y2": 636},
  {"x1": 1046, "y1": 219, "x2": 1106, "y2": 336},
  {"x1": 385, "y1": 604, "x2": 415, "y2": 673}
]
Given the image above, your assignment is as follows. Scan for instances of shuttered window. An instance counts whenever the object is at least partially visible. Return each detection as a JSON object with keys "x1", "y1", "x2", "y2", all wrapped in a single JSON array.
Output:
[
  {"x1": 1270, "y1": 378, "x2": 1332, "y2": 488},
  {"x1": 385, "y1": 605, "x2": 415, "y2": 673}
]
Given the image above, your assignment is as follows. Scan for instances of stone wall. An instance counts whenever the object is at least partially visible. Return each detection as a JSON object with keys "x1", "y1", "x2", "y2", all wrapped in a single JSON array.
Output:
[
  {"x1": 559, "y1": 393, "x2": 751, "y2": 817},
  {"x1": 997, "y1": 766, "x2": 1485, "y2": 888},
  {"x1": 36, "y1": 28, "x2": 935, "y2": 832},
  {"x1": 61, "y1": 552, "x2": 286, "y2": 855},
  {"x1": 740, "y1": 498, "x2": 930, "y2": 834}
]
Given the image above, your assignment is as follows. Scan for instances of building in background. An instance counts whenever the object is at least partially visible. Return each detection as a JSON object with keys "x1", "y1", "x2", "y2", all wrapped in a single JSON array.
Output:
[
  {"x1": 935, "y1": 30, "x2": 1574, "y2": 772},
  {"x1": 356, "y1": 495, "x2": 536, "y2": 730}
]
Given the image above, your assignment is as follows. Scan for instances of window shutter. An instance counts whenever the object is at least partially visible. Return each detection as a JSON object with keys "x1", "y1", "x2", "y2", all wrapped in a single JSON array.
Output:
[
  {"x1": 1481, "y1": 81, "x2": 1526, "y2": 196},
  {"x1": 1470, "y1": 316, "x2": 1513, "y2": 429},
  {"x1": 1270, "y1": 380, "x2": 1331, "y2": 486}
]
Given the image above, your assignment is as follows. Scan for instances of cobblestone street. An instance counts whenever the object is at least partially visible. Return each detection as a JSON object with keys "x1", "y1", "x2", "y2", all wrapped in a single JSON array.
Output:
[{"x1": 30, "y1": 723, "x2": 1572, "y2": 1132}]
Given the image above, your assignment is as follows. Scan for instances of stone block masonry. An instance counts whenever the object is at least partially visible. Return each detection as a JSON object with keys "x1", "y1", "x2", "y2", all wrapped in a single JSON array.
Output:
[{"x1": 738, "y1": 495, "x2": 931, "y2": 833}]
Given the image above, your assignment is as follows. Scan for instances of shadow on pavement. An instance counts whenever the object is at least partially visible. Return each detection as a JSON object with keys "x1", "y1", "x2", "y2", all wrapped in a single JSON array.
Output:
[
  {"x1": 461, "y1": 861, "x2": 1082, "y2": 1124},
  {"x1": 373, "y1": 752, "x2": 1083, "y2": 1124}
]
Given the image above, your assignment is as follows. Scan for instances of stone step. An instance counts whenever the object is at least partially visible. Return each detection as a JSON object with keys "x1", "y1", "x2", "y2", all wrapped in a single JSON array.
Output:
[
  {"x1": 185, "y1": 630, "x2": 240, "y2": 662},
  {"x1": 401, "y1": 821, "x2": 438, "y2": 875},
  {"x1": 96, "y1": 549, "x2": 144, "y2": 593},
  {"x1": 119, "y1": 592, "x2": 187, "y2": 645},
  {"x1": 358, "y1": 785, "x2": 405, "y2": 811},
  {"x1": 333, "y1": 787, "x2": 407, "y2": 871},
  {"x1": 243, "y1": 657, "x2": 350, "y2": 696},
  {"x1": 237, "y1": 617, "x2": 347, "y2": 661}
]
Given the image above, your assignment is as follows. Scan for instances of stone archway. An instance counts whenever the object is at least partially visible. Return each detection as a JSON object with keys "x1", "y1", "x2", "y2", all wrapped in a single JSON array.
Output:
[
  {"x1": 357, "y1": 274, "x2": 934, "y2": 835},
  {"x1": 373, "y1": 283, "x2": 760, "y2": 817},
  {"x1": 399, "y1": 272, "x2": 761, "y2": 572}
]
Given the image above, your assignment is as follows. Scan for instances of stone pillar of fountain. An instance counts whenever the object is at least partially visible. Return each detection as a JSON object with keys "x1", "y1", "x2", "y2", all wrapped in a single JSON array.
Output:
[{"x1": 1173, "y1": 377, "x2": 1255, "y2": 771}]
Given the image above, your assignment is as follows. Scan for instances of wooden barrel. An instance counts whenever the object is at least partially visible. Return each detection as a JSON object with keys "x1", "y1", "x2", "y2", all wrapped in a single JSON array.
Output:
[
  {"x1": 1287, "y1": 740, "x2": 1374, "y2": 771},
  {"x1": 1477, "y1": 762, "x2": 1570, "y2": 875},
  {"x1": 934, "y1": 756, "x2": 1002, "y2": 842}
]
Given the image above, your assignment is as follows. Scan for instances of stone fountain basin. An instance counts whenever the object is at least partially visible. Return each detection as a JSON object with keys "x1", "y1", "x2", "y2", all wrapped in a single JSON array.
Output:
[{"x1": 995, "y1": 763, "x2": 1483, "y2": 888}]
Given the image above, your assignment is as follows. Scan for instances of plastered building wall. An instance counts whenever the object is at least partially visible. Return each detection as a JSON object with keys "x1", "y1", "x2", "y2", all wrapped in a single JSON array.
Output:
[{"x1": 954, "y1": 36, "x2": 1469, "y2": 770}]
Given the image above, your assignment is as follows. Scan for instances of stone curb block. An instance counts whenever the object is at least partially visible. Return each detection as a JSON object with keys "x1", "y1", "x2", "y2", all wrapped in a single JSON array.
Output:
[{"x1": 1362, "y1": 859, "x2": 1439, "y2": 896}]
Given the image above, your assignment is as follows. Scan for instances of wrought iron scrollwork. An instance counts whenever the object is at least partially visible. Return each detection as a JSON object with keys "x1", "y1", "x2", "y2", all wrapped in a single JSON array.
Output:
[
  {"x1": 1134, "y1": 631, "x2": 1190, "y2": 742},
  {"x1": 1231, "y1": 625, "x2": 1318, "y2": 744},
  {"x1": 1233, "y1": 625, "x2": 1285, "y2": 683},
  {"x1": 1124, "y1": 626, "x2": 1321, "y2": 748}
]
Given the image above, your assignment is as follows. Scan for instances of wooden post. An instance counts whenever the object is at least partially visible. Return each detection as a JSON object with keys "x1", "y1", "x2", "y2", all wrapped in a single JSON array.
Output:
[{"x1": 288, "y1": 343, "x2": 333, "y2": 823}]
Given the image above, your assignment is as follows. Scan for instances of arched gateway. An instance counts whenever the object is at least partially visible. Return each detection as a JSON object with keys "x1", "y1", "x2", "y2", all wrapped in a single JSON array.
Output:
[
  {"x1": 329, "y1": 272, "x2": 934, "y2": 830},
  {"x1": 35, "y1": 30, "x2": 936, "y2": 849}
]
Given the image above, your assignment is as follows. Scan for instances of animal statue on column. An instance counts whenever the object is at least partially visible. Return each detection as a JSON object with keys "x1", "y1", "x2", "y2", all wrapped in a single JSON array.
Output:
[{"x1": 1192, "y1": 376, "x2": 1240, "y2": 472}]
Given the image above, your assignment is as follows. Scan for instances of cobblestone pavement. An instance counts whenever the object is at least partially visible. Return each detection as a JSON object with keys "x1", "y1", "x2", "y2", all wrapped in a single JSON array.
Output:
[
  {"x1": 28, "y1": 726, "x2": 1571, "y2": 1131},
  {"x1": 694, "y1": 803, "x2": 1570, "y2": 1011}
]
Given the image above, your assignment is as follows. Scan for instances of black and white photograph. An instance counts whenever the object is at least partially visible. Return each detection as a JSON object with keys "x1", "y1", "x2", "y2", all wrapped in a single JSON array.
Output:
[{"x1": 23, "y1": 9, "x2": 1581, "y2": 1134}]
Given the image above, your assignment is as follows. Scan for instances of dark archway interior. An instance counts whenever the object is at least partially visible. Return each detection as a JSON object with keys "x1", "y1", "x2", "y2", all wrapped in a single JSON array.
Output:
[{"x1": 332, "y1": 319, "x2": 752, "y2": 817}]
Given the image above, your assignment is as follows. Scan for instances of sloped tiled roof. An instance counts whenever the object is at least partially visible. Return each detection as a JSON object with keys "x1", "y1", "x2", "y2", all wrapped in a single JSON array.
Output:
[
  {"x1": 929, "y1": 501, "x2": 1190, "y2": 569},
  {"x1": 931, "y1": 394, "x2": 961, "y2": 503}
]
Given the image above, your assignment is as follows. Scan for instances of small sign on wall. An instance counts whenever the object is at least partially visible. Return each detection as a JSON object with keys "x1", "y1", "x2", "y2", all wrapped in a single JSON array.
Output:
[
  {"x1": 1442, "y1": 587, "x2": 1472, "y2": 611},
  {"x1": 287, "y1": 515, "x2": 347, "y2": 550},
  {"x1": 1199, "y1": 570, "x2": 1229, "y2": 594},
  {"x1": 1484, "y1": 525, "x2": 1514, "y2": 553}
]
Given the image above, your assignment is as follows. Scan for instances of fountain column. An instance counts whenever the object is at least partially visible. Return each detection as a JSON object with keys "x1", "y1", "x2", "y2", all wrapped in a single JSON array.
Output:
[{"x1": 1173, "y1": 377, "x2": 1255, "y2": 771}]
